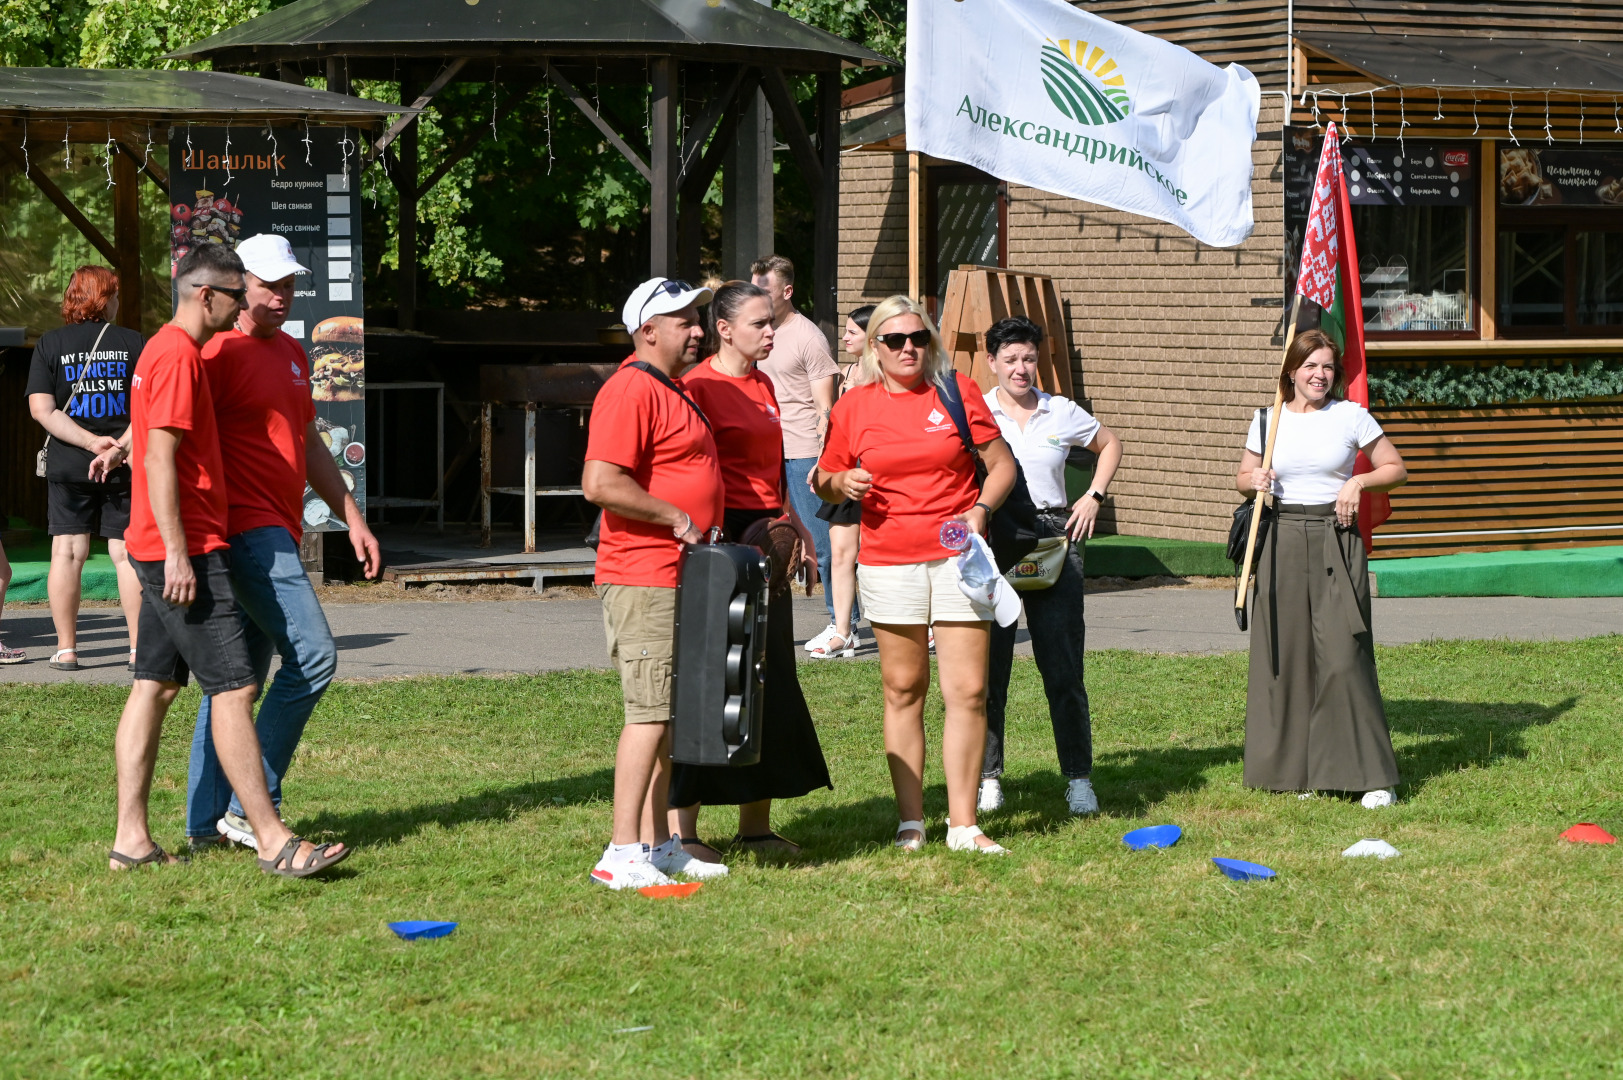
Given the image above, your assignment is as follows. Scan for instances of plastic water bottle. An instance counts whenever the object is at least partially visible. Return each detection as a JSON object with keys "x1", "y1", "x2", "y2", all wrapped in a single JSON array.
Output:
[{"x1": 939, "y1": 519, "x2": 970, "y2": 552}]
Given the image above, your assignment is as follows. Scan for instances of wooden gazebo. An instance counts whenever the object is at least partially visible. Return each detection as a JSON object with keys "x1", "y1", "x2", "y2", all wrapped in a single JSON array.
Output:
[{"x1": 170, "y1": 0, "x2": 894, "y2": 340}]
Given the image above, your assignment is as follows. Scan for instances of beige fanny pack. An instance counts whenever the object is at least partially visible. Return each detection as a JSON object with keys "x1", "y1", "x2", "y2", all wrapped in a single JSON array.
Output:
[{"x1": 1005, "y1": 535, "x2": 1069, "y2": 591}]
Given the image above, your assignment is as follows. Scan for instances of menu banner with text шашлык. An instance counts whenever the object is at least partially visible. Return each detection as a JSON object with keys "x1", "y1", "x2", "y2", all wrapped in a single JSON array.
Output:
[{"x1": 905, "y1": 0, "x2": 1260, "y2": 248}]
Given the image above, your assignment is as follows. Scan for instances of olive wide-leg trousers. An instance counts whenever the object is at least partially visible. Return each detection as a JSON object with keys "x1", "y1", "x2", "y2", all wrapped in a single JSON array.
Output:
[{"x1": 1244, "y1": 503, "x2": 1400, "y2": 793}]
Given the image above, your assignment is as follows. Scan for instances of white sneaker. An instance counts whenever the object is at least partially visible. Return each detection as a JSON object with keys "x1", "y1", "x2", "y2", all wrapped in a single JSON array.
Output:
[
  {"x1": 217, "y1": 809, "x2": 259, "y2": 851},
  {"x1": 651, "y1": 838, "x2": 729, "y2": 880},
  {"x1": 1065, "y1": 778, "x2": 1099, "y2": 816},
  {"x1": 1361, "y1": 788, "x2": 1397, "y2": 809},
  {"x1": 977, "y1": 778, "x2": 1004, "y2": 812},
  {"x1": 589, "y1": 848, "x2": 673, "y2": 890},
  {"x1": 804, "y1": 623, "x2": 838, "y2": 653}
]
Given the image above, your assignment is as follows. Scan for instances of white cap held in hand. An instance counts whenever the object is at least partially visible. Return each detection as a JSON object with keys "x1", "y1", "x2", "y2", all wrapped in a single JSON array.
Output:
[{"x1": 955, "y1": 533, "x2": 1022, "y2": 628}]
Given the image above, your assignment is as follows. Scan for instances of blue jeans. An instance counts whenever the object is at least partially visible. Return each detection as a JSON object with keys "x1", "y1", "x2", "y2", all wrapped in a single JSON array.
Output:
[
  {"x1": 785, "y1": 457, "x2": 858, "y2": 627},
  {"x1": 185, "y1": 526, "x2": 338, "y2": 837}
]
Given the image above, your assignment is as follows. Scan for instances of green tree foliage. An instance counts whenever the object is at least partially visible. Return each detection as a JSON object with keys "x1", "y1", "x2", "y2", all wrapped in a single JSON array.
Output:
[
  {"x1": 780, "y1": 0, "x2": 905, "y2": 73},
  {"x1": 0, "y1": 0, "x2": 92, "y2": 67},
  {"x1": 76, "y1": 0, "x2": 278, "y2": 69},
  {"x1": 1369, "y1": 359, "x2": 1623, "y2": 408}
]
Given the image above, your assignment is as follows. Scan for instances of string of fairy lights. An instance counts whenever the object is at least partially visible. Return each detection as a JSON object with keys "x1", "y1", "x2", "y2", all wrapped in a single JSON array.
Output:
[{"x1": 1299, "y1": 83, "x2": 1623, "y2": 154}]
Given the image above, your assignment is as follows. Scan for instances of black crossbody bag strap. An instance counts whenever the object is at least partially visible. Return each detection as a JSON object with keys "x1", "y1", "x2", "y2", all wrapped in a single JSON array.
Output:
[
  {"x1": 931, "y1": 370, "x2": 978, "y2": 458},
  {"x1": 629, "y1": 360, "x2": 712, "y2": 433}
]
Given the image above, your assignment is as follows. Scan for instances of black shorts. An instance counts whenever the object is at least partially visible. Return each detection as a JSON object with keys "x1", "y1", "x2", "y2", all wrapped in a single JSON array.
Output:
[
  {"x1": 130, "y1": 551, "x2": 257, "y2": 695},
  {"x1": 48, "y1": 481, "x2": 131, "y2": 539},
  {"x1": 816, "y1": 497, "x2": 863, "y2": 525}
]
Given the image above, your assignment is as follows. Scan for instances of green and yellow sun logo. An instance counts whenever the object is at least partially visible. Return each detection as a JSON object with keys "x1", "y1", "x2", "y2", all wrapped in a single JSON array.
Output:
[{"x1": 1041, "y1": 38, "x2": 1131, "y2": 126}]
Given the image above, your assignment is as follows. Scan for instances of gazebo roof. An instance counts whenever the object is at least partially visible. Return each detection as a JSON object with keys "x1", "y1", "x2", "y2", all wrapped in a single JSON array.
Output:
[
  {"x1": 0, "y1": 66, "x2": 407, "y2": 126},
  {"x1": 169, "y1": 0, "x2": 895, "y2": 74}
]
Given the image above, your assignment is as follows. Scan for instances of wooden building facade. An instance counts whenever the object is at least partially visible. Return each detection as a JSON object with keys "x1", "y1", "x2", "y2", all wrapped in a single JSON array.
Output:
[{"x1": 839, "y1": 1, "x2": 1623, "y2": 557}]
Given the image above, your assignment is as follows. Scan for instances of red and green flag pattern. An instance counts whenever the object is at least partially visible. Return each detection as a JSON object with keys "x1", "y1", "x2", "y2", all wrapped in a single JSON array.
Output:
[{"x1": 1295, "y1": 121, "x2": 1389, "y2": 553}]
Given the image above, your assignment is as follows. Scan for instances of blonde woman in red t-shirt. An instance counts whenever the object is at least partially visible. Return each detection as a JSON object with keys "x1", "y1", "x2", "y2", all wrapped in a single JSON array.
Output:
[{"x1": 814, "y1": 295, "x2": 1018, "y2": 854}]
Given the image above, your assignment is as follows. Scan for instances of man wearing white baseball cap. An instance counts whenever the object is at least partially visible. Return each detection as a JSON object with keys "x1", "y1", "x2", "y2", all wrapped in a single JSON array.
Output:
[
  {"x1": 173, "y1": 233, "x2": 382, "y2": 852},
  {"x1": 580, "y1": 277, "x2": 728, "y2": 889}
]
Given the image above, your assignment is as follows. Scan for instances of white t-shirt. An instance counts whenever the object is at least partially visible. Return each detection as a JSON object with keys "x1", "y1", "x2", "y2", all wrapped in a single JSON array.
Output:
[
  {"x1": 1245, "y1": 399, "x2": 1384, "y2": 505},
  {"x1": 984, "y1": 388, "x2": 1102, "y2": 509}
]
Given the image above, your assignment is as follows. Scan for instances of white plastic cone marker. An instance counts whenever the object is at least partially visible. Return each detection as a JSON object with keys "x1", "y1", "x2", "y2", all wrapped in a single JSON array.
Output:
[{"x1": 1342, "y1": 838, "x2": 1400, "y2": 859}]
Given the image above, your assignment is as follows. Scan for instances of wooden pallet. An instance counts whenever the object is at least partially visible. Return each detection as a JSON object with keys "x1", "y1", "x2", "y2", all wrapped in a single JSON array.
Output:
[
  {"x1": 936, "y1": 265, "x2": 1075, "y2": 398},
  {"x1": 382, "y1": 559, "x2": 595, "y2": 591}
]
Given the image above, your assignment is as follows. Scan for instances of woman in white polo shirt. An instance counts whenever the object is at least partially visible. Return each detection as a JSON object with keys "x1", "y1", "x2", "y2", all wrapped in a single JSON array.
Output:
[{"x1": 976, "y1": 317, "x2": 1122, "y2": 818}]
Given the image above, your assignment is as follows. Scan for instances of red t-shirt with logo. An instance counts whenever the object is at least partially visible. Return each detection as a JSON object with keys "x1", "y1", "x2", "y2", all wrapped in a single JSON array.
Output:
[
  {"x1": 125, "y1": 324, "x2": 231, "y2": 560},
  {"x1": 202, "y1": 328, "x2": 319, "y2": 541},
  {"x1": 587, "y1": 358, "x2": 725, "y2": 588},
  {"x1": 817, "y1": 371, "x2": 1000, "y2": 566},
  {"x1": 681, "y1": 358, "x2": 784, "y2": 510}
]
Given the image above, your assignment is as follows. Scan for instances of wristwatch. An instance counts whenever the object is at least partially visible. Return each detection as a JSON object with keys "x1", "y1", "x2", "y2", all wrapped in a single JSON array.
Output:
[{"x1": 1086, "y1": 489, "x2": 1105, "y2": 503}]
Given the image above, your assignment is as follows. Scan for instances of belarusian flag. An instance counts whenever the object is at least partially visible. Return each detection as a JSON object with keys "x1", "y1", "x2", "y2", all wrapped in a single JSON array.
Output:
[{"x1": 1295, "y1": 121, "x2": 1389, "y2": 554}]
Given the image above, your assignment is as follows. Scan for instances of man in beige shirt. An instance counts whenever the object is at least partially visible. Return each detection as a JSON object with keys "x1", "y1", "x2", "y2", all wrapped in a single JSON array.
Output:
[{"x1": 749, "y1": 255, "x2": 850, "y2": 645}]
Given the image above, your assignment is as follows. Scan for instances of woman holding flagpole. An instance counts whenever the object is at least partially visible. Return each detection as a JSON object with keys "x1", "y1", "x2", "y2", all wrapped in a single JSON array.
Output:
[{"x1": 1235, "y1": 328, "x2": 1407, "y2": 806}]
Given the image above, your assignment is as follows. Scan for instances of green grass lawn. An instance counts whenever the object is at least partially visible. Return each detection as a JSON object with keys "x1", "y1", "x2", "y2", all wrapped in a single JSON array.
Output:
[{"x1": 3, "y1": 640, "x2": 1622, "y2": 1078}]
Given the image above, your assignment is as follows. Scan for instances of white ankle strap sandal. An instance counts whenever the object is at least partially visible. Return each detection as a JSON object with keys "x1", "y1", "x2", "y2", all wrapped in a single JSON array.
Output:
[
  {"x1": 946, "y1": 823, "x2": 1007, "y2": 855},
  {"x1": 894, "y1": 820, "x2": 925, "y2": 852}
]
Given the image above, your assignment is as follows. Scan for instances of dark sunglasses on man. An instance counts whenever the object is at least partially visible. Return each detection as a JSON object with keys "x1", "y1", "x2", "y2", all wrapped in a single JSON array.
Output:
[
  {"x1": 636, "y1": 279, "x2": 695, "y2": 326},
  {"x1": 190, "y1": 281, "x2": 248, "y2": 302},
  {"x1": 875, "y1": 329, "x2": 933, "y2": 351}
]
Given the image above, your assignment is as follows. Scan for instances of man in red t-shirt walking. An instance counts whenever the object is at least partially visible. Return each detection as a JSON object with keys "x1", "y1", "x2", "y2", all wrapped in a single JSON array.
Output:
[
  {"x1": 580, "y1": 277, "x2": 727, "y2": 889},
  {"x1": 179, "y1": 234, "x2": 381, "y2": 852},
  {"x1": 105, "y1": 244, "x2": 348, "y2": 878}
]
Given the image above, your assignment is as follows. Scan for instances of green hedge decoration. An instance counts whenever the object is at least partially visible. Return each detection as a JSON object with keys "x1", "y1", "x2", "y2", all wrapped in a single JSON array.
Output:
[{"x1": 1369, "y1": 358, "x2": 1623, "y2": 408}]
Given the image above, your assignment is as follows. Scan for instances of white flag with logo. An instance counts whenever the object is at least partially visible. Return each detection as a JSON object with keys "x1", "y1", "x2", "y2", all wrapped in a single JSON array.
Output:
[{"x1": 905, "y1": 0, "x2": 1261, "y2": 247}]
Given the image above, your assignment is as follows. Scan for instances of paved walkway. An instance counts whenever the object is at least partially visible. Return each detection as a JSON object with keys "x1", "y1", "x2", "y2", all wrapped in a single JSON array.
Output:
[{"x1": 3, "y1": 588, "x2": 1623, "y2": 685}]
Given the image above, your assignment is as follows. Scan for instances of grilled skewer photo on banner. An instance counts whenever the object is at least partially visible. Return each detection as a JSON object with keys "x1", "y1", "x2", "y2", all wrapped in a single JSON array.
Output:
[{"x1": 1236, "y1": 120, "x2": 1390, "y2": 628}]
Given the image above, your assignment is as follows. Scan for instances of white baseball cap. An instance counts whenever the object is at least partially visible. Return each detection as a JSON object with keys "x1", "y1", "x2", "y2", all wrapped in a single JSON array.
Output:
[
  {"x1": 236, "y1": 233, "x2": 310, "y2": 282},
  {"x1": 621, "y1": 277, "x2": 713, "y2": 334},
  {"x1": 956, "y1": 534, "x2": 1023, "y2": 628}
]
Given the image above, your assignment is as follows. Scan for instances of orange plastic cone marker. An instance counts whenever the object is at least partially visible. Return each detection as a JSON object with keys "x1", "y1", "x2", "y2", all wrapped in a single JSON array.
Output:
[
  {"x1": 639, "y1": 882, "x2": 704, "y2": 899},
  {"x1": 1560, "y1": 823, "x2": 1616, "y2": 845}
]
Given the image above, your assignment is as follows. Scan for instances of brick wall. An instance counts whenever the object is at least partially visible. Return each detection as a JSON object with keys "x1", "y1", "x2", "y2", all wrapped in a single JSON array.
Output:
[
  {"x1": 837, "y1": 97, "x2": 1287, "y2": 544},
  {"x1": 839, "y1": 91, "x2": 911, "y2": 310}
]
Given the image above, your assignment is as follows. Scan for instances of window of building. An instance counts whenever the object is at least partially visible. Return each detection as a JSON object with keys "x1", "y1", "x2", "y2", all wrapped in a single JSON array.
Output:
[
  {"x1": 926, "y1": 165, "x2": 1006, "y2": 315},
  {"x1": 1285, "y1": 132, "x2": 1477, "y2": 337},
  {"x1": 1496, "y1": 145, "x2": 1623, "y2": 337}
]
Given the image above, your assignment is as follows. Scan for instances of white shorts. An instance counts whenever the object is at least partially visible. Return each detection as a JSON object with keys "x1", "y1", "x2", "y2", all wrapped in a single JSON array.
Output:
[{"x1": 857, "y1": 558, "x2": 994, "y2": 626}]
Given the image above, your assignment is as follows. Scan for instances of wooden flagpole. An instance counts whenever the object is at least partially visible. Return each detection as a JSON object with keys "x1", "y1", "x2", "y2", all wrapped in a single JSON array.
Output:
[{"x1": 1235, "y1": 292, "x2": 1304, "y2": 628}]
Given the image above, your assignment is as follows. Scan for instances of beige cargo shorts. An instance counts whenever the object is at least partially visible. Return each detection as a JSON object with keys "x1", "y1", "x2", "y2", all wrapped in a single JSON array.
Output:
[{"x1": 597, "y1": 583, "x2": 676, "y2": 724}]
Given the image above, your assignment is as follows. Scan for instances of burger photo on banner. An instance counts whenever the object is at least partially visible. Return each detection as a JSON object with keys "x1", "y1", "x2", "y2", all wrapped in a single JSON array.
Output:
[{"x1": 168, "y1": 125, "x2": 367, "y2": 532}]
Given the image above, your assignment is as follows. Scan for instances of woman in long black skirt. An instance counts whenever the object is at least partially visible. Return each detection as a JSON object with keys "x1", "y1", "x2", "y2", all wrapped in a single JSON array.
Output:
[
  {"x1": 1235, "y1": 329, "x2": 1408, "y2": 806},
  {"x1": 668, "y1": 281, "x2": 832, "y2": 860}
]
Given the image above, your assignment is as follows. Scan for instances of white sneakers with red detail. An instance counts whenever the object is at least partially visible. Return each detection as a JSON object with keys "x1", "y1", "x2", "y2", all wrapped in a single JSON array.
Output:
[{"x1": 589, "y1": 844, "x2": 674, "y2": 890}]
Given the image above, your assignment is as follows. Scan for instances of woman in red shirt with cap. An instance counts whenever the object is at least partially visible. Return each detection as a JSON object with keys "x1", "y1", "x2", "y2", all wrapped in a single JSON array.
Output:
[
  {"x1": 814, "y1": 295, "x2": 1018, "y2": 855},
  {"x1": 668, "y1": 281, "x2": 832, "y2": 863}
]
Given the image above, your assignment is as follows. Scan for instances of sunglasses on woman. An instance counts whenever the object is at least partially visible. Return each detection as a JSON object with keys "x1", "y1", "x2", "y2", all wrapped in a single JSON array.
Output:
[{"x1": 875, "y1": 329, "x2": 932, "y2": 350}]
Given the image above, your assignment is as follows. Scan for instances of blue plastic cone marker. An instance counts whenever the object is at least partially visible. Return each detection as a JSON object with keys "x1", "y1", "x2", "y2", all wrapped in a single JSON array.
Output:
[
  {"x1": 1122, "y1": 825, "x2": 1182, "y2": 850},
  {"x1": 1211, "y1": 857, "x2": 1276, "y2": 882},
  {"x1": 389, "y1": 920, "x2": 457, "y2": 940}
]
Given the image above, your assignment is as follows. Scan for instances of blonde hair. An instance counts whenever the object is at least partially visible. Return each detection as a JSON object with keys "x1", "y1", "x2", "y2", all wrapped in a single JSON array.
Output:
[{"x1": 858, "y1": 295, "x2": 953, "y2": 386}]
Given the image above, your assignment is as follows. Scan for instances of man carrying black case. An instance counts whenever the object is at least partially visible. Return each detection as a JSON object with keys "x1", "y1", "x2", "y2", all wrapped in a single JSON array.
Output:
[{"x1": 580, "y1": 277, "x2": 730, "y2": 890}]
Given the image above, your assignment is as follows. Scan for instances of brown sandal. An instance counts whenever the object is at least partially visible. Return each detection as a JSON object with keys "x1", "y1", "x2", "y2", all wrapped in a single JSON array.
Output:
[
  {"x1": 258, "y1": 836, "x2": 351, "y2": 878},
  {"x1": 109, "y1": 845, "x2": 186, "y2": 869}
]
